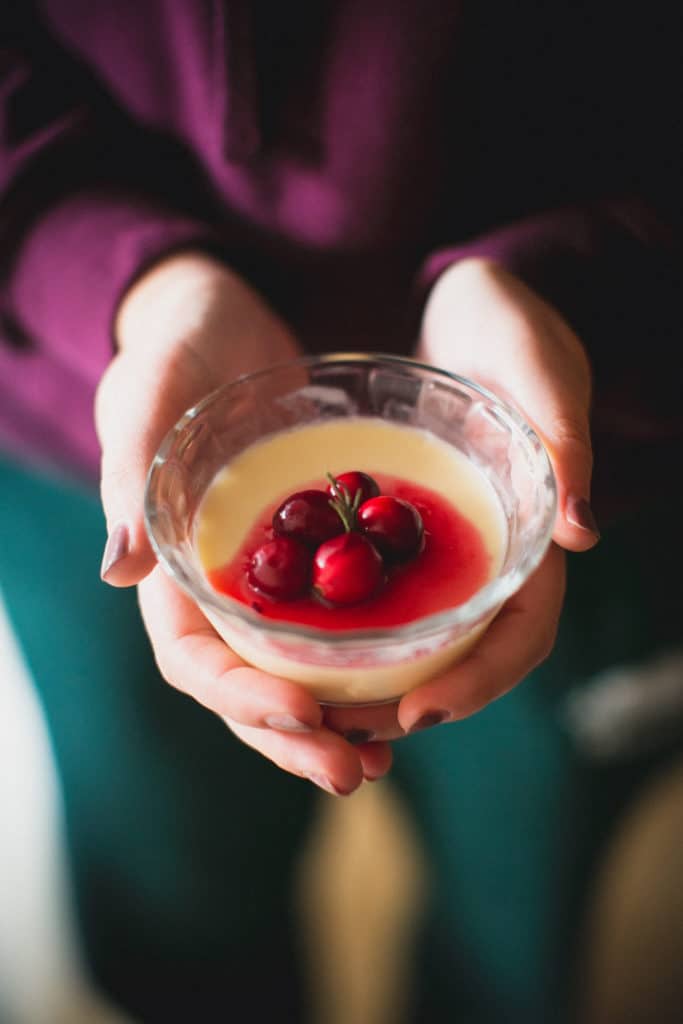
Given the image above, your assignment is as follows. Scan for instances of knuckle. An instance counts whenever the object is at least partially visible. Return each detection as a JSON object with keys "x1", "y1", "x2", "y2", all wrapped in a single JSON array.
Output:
[
  {"x1": 455, "y1": 694, "x2": 484, "y2": 719},
  {"x1": 457, "y1": 654, "x2": 500, "y2": 716},
  {"x1": 99, "y1": 461, "x2": 125, "y2": 495},
  {"x1": 152, "y1": 644, "x2": 178, "y2": 690},
  {"x1": 451, "y1": 678, "x2": 489, "y2": 719},
  {"x1": 100, "y1": 455, "x2": 145, "y2": 496},
  {"x1": 534, "y1": 622, "x2": 559, "y2": 667},
  {"x1": 93, "y1": 353, "x2": 125, "y2": 430},
  {"x1": 154, "y1": 630, "x2": 200, "y2": 695},
  {"x1": 551, "y1": 414, "x2": 592, "y2": 455}
]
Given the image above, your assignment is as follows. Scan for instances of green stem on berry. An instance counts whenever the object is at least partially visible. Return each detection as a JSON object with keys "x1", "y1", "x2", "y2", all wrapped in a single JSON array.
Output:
[{"x1": 326, "y1": 472, "x2": 362, "y2": 533}]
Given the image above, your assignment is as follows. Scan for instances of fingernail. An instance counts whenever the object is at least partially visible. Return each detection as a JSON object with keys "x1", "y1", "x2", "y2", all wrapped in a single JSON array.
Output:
[
  {"x1": 343, "y1": 729, "x2": 374, "y2": 745},
  {"x1": 308, "y1": 774, "x2": 351, "y2": 797},
  {"x1": 409, "y1": 710, "x2": 449, "y2": 734},
  {"x1": 566, "y1": 496, "x2": 600, "y2": 538},
  {"x1": 265, "y1": 713, "x2": 313, "y2": 733},
  {"x1": 100, "y1": 522, "x2": 130, "y2": 580}
]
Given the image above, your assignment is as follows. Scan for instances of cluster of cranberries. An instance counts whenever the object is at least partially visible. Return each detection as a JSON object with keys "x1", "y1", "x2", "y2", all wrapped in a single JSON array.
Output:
[{"x1": 248, "y1": 471, "x2": 424, "y2": 606}]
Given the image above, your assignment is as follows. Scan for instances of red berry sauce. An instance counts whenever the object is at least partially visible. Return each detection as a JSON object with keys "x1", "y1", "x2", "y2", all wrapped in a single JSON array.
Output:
[{"x1": 206, "y1": 474, "x2": 493, "y2": 629}]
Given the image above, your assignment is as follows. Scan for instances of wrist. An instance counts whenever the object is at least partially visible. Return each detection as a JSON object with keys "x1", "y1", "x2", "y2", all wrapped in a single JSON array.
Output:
[
  {"x1": 114, "y1": 248, "x2": 301, "y2": 383},
  {"x1": 423, "y1": 257, "x2": 504, "y2": 323},
  {"x1": 115, "y1": 250, "x2": 245, "y2": 352}
]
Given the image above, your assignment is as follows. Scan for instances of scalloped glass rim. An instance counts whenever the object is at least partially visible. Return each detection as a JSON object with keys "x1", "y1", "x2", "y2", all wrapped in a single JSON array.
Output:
[{"x1": 144, "y1": 352, "x2": 557, "y2": 647}]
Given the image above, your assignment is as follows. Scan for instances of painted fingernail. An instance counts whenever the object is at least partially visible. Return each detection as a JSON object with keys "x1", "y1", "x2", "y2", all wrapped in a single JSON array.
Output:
[
  {"x1": 566, "y1": 496, "x2": 600, "y2": 538},
  {"x1": 343, "y1": 729, "x2": 374, "y2": 745},
  {"x1": 265, "y1": 713, "x2": 313, "y2": 733},
  {"x1": 308, "y1": 774, "x2": 351, "y2": 797},
  {"x1": 100, "y1": 522, "x2": 130, "y2": 581},
  {"x1": 409, "y1": 710, "x2": 449, "y2": 734}
]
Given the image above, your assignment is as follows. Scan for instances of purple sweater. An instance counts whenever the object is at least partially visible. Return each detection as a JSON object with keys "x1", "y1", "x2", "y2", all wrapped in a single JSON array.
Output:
[{"x1": 1, "y1": 1, "x2": 680, "y2": 486}]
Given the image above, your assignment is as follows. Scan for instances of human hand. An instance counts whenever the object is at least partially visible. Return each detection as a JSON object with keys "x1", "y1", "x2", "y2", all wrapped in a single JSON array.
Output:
[
  {"x1": 420, "y1": 258, "x2": 598, "y2": 549},
  {"x1": 96, "y1": 251, "x2": 393, "y2": 795},
  {"x1": 324, "y1": 257, "x2": 597, "y2": 741},
  {"x1": 402, "y1": 258, "x2": 596, "y2": 732}
]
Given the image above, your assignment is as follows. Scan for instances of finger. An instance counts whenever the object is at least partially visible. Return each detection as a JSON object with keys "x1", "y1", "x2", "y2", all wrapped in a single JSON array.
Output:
[
  {"x1": 422, "y1": 259, "x2": 599, "y2": 552},
  {"x1": 322, "y1": 701, "x2": 404, "y2": 743},
  {"x1": 481, "y1": 357, "x2": 597, "y2": 553},
  {"x1": 502, "y1": 309, "x2": 598, "y2": 553},
  {"x1": 539, "y1": 416, "x2": 598, "y2": 552},
  {"x1": 398, "y1": 544, "x2": 565, "y2": 732},
  {"x1": 356, "y1": 741, "x2": 394, "y2": 781},
  {"x1": 95, "y1": 342, "x2": 214, "y2": 587},
  {"x1": 225, "y1": 718, "x2": 372, "y2": 795},
  {"x1": 138, "y1": 567, "x2": 323, "y2": 731},
  {"x1": 495, "y1": 337, "x2": 597, "y2": 553}
]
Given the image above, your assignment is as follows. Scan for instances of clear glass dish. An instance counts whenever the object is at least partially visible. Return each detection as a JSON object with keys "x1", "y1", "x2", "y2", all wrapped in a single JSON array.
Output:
[{"x1": 144, "y1": 353, "x2": 556, "y2": 705}]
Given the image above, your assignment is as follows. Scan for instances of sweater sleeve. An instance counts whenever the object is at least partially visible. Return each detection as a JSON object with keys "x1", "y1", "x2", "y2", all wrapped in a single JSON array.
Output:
[
  {"x1": 0, "y1": 37, "x2": 221, "y2": 384},
  {"x1": 0, "y1": 18, "x2": 222, "y2": 475},
  {"x1": 5, "y1": 190, "x2": 221, "y2": 384}
]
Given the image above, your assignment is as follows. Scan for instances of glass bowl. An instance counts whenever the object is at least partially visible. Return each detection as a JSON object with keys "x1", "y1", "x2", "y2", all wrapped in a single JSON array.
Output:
[{"x1": 144, "y1": 353, "x2": 556, "y2": 705}]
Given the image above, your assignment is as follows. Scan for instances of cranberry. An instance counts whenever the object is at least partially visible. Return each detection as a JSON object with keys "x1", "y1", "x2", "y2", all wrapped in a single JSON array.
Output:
[
  {"x1": 273, "y1": 489, "x2": 343, "y2": 548},
  {"x1": 248, "y1": 537, "x2": 311, "y2": 600},
  {"x1": 358, "y1": 495, "x2": 424, "y2": 560},
  {"x1": 327, "y1": 471, "x2": 380, "y2": 506},
  {"x1": 312, "y1": 532, "x2": 384, "y2": 606}
]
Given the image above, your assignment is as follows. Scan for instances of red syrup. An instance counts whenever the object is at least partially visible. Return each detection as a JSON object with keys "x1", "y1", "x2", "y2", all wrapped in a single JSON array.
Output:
[{"x1": 207, "y1": 475, "x2": 493, "y2": 629}]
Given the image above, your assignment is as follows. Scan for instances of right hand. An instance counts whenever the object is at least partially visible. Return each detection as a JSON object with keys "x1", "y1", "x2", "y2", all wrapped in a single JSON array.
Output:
[{"x1": 95, "y1": 251, "x2": 393, "y2": 795}]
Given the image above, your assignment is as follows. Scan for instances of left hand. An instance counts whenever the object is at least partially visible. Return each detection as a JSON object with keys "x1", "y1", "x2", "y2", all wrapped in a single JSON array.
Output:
[
  {"x1": 97, "y1": 251, "x2": 393, "y2": 795},
  {"x1": 324, "y1": 258, "x2": 597, "y2": 741}
]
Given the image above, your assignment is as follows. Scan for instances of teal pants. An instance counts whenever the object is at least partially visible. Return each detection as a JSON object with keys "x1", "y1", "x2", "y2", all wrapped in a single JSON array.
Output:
[{"x1": 1, "y1": 455, "x2": 680, "y2": 1023}]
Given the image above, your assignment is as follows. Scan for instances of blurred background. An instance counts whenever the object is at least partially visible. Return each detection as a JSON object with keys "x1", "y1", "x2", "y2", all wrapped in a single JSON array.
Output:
[{"x1": 2, "y1": 580, "x2": 683, "y2": 1023}]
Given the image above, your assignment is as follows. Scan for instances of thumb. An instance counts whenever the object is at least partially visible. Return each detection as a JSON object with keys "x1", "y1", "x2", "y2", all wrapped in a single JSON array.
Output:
[
  {"x1": 507, "y1": 318, "x2": 598, "y2": 553},
  {"x1": 421, "y1": 258, "x2": 599, "y2": 552},
  {"x1": 498, "y1": 320, "x2": 597, "y2": 552},
  {"x1": 95, "y1": 342, "x2": 212, "y2": 587},
  {"x1": 493, "y1": 336, "x2": 598, "y2": 552},
  {"x1": 540, "y1": 410, "x2": 598, "y2": 551}
]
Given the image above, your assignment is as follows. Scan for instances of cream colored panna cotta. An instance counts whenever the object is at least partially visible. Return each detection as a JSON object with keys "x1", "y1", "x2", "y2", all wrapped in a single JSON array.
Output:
[{"x1": 196, "y1": 418, "x2": 507, "y2": 704}]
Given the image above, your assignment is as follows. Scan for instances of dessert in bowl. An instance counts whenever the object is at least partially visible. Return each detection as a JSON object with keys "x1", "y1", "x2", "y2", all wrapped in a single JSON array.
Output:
[{"x1": 144, "y1": 354, "x2": 556, "y2": 705}]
